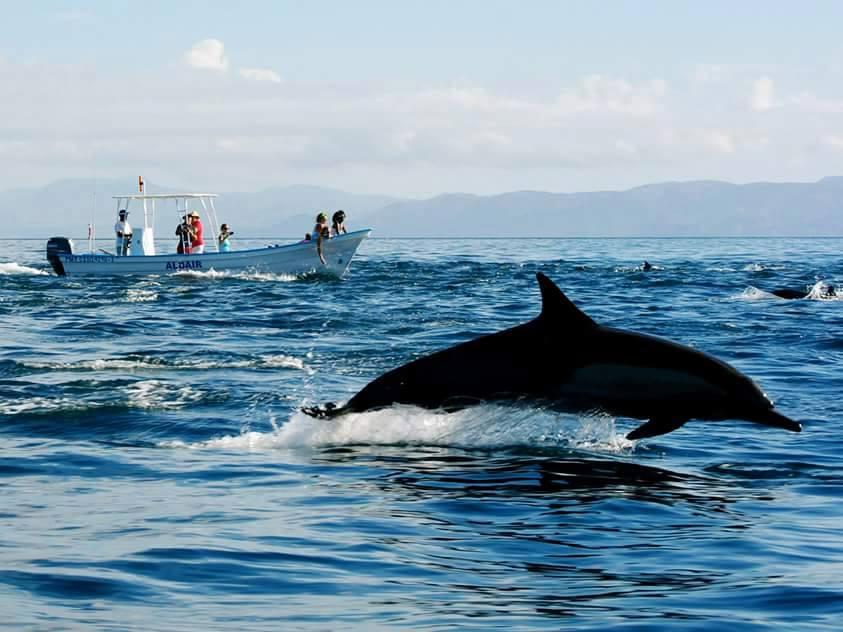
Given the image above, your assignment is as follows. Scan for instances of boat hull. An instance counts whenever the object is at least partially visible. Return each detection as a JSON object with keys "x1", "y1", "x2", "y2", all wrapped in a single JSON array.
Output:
[{"x1": 53, "y1": 230, "x2": 371, "y2": 277}]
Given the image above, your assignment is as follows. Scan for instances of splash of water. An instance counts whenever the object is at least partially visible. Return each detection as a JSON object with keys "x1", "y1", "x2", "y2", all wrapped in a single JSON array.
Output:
[
  {"x1": 172, "y1": 268, "x2": 299, "y2": 282},
  {"x1": 806, "y1": 280, "x2": 839, "y2": 300},
  {"x1": 0, "y1": 262, "x2": 48, "y2": 276},
  {"x1": 164, "y1": 405, "x2": 636, "y2": 454}
]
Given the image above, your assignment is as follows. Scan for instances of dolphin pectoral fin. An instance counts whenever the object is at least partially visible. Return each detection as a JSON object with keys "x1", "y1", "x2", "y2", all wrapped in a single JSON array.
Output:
[
  {"x1": 749, "y1": 409, "x2": 802, "y2": 433},
  {"x1": 626, "y1": 417, "x2": 689, "y2": 440}
]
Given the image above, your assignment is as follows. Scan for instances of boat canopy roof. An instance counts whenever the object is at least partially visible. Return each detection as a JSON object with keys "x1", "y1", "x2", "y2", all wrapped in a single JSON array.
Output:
[{"x1": 112, "y1": 194, "x2": 218, "y2": 200}]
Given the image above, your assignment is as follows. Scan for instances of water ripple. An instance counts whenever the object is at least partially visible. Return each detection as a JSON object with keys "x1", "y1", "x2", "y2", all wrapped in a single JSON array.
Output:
[{"x1": 1, "y1": 237, "x2": 842, "y2": 629}]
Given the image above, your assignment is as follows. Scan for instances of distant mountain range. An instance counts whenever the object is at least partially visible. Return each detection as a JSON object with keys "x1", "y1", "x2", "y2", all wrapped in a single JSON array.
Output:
[{"x1": 2, "y1": 177, "x2": 842, "y2": 238}]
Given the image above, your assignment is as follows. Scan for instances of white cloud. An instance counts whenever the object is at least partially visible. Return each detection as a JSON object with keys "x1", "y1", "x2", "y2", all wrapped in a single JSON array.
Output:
[
  {"x1": 4, "y1": 55, "x2": 842, "y2": 195},
  {"x1": 184, "y1": 39, "x2": 229, "y2": 72},
  {"x1": 790, "y1": 92, "x2": 843, "y2": 113},
  {"x1": 558, "y1": 75, "x2": 667, "y2": 115},
  {"x1": 823, "y1": 136, "x2": 843, "y2": 150},
  {"x1": 694, "y1": 64, "x2": 725, "y2": 83},
  {"x1": 704, "y1": 131, "x2": 735, "y2": 153},
  {"x1": 614, "y1": 139, "x2": 638, "y2": 156},
  {"x1": 751, "y1": 77, "x2": 775, "y2": 111},
  {"x1": 238, "y1": 67, "x2": 282, "y2": 83}
]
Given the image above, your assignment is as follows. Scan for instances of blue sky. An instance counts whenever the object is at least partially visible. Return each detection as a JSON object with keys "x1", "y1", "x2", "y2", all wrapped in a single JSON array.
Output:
[{"x1": 2, "y1": 1, "x2": 843, "y2": 195}]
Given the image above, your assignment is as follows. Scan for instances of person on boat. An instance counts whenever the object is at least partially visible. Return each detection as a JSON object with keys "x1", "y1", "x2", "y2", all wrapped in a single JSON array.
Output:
[
  {"x1": 218, "y1": 224, "x2": 233, "y2": 252},
  {"x1": 176, "y1": 215, "x2": 195, "y2": 254},
  {"x1": 332, "y1": 210, "x2": 347, "y2": 236},
  {"x1": 114, "y1": 209, "x2": 132, "y2": 256},
  {"x1": 313, "y1": 212, "x2": 330, "y2": 265},
  {"x1": 188, "y1": 210, "x2": 205, "y2": 254}
]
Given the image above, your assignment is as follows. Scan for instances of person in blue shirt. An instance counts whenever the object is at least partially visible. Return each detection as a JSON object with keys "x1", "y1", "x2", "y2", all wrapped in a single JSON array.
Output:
[{"x1": 218, "y1": 223, "x2": 233, "y2": 252}]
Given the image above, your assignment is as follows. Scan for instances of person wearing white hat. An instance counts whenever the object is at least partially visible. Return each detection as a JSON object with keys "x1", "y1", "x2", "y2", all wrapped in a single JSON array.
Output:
[
  {"x1": 114, "y1": 209, "x2": 132, "y2": 256},
  {"x1": 188, "y1": 210, "x2": 205, "y2": 254}
]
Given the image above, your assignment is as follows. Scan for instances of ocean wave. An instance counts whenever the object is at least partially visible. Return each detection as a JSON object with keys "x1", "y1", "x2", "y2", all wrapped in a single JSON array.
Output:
[
  {"x1": 0, "y1": 380, "x2": 219, "y2": 417},
  {"x1": 20, "y1": 354, "x2": 309, "y2": 372},
  {"x1": 0, "y1": 262, "x2": 49, "y2": 276},
  {"x1": 125, "y1": 288, "x2": 159, "y2": 302},
  {"x1": 736, "y1": 286, "x2": 779, "y2": 300},
  {"x1": 164, "y1": 405, "x2": 635, "y2": 454},
  {"x1": 806, "y1": 280, "x2": 840, "y2": 300},
  {"x1": 0, "y1": 396, "x2": 91, "y2": 416},
  {"x1": 126, "y1": 380, "x2": 205, "y2": 409},
  {"x1": 736, "y1": 282, "x2": 839, "y2": 301},
  {"x1": 172, "y1": 268, "x2": 299, "y2": 282},
  {"x1": 742, "y1": 262, "x2": 787, "y2": 273}
]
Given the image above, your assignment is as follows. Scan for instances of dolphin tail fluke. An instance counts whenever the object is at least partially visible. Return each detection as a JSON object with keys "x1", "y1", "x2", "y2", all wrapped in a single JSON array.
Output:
[
  {"x1": 749, "y1": 409, "x2": 802, "y2": 433},
  {"x1": 627, "y1": 417, "x2": 689, "y2": 440}
]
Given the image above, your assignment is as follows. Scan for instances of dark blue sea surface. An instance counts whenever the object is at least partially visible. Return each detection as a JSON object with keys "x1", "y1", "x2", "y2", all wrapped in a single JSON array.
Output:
[{"x1": 1, "y1": 236, "x2": 842, "y2": 630}]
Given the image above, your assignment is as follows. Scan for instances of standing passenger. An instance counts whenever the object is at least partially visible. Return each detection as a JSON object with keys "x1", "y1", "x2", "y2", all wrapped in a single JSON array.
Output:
[
  {"x1": 176, "y1": 215, "x2": 194, "y2": 254},
  {"x1": 188, "y1": 211, "x2": 205, "y2": 254},
  {"x1": 114, "y1": 209, "x2": 132, "y2": 256},
  {"x1": 218, "y1": 224, "x2": 233, "y2": 252}
]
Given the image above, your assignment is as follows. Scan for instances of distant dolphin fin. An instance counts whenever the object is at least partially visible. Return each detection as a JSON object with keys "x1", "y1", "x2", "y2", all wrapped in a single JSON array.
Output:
[
  {"x1": 627, "y1": 417, "x2": 689, "y2": 440},
  {"x1": 536, "y1": 272, "x2": 597, "y2": 328}
]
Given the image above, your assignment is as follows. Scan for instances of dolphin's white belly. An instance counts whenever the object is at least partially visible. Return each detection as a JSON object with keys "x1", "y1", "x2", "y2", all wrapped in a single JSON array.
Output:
[{"x1": 560, "y1": 364, "x2": 727, "y2": 402}]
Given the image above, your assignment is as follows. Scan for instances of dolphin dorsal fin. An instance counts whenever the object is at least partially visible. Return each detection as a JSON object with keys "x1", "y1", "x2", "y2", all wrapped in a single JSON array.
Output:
[{"x1": 536, "y1": 273, "x2": 597, "y2": 329}]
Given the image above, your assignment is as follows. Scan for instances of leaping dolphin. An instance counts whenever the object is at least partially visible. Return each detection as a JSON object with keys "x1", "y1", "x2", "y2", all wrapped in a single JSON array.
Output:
[{"x1": 305, "y1": 273, "x2": 801, "y2": 441}]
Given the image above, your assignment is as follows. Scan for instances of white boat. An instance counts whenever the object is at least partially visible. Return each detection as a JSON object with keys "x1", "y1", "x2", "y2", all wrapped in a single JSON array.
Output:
[{"x1": 46, "y1": 193, "x2": 371, "y2": 277}]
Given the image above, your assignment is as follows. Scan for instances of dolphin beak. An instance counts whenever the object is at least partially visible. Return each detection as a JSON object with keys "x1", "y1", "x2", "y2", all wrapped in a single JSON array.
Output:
[{"x1": 749, "y1": 408, "x2": 802, "y2": 433}]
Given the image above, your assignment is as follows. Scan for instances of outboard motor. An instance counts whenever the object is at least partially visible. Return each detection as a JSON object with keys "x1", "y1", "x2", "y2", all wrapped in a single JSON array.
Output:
[{"x1": 46, "y1": 237, "x2": 74, "y2": 276}]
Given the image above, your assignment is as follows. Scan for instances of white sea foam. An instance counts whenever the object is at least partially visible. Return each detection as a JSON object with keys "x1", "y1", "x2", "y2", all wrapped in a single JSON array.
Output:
[
  {"x1": 233, "y1": 271, "x2": 299, "y2": 282},
  {"x1": 0, "y1": 396, "x2": 89, "y2": 415},
  {"x1": 126, "y1": 380, "x2": 204, "y2": 409},
  {"x1": 806, "y1": 280, "x2": 840, "y2": 300},
  {"x1": 741, "y1": 262, "x2": 786, "y2": 272},
  {"x1": 0, "y1": 262, "x2": 49, "y2": 276},
  {"x1": 735, "y1": 282, "x2": 839, "y2": 301},
  {"x1": 172, "y1": 268, "x2": 299, "y2": 282},
  {"x1": 742, "y1": 263, "x2": 766, "y2": 272},
  {"x1": 737, "y1": 286, "x2": 777, "y2": 300},
  {"x1": 164, "y1": 405, "x2": 635, "y2": 454},
  {"x1": 613, "y1": 264, "x2": 664, "y2": 273},
  {"x1": 125, "y1": 288, "x2": 159, "y2": 302},
  {"x1": 23, "y1": 354, "x2": 308, "y2": 372},
  {"x1": 172, "y1": 268, "x2": 228, "y2": 279}
]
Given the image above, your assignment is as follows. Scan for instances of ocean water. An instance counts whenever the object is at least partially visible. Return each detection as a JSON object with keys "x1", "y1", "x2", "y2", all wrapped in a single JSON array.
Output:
[{"x1": 1, "y1": 236, "x2": 842, "y2": 630}]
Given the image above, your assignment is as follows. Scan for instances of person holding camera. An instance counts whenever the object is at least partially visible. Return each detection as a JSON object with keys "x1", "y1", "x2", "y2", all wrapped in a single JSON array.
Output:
[
  {"x1": 218, "y1": 224, "x2": 233, "y2": 252},
  {"x1": 176, "y1": 215, "x2": 195, "y2": 254},
  {"x1": 187, "y1": 211, "x2": 205, "y2": 254}
]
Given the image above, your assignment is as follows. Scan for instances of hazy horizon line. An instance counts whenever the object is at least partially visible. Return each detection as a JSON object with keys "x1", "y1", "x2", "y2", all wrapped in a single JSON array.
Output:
[{"x1": 2, "y1": 174, "x2": 842, "y2": 200}]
